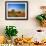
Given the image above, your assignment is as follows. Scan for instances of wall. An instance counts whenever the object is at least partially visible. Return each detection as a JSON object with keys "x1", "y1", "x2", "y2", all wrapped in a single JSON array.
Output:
[{"x1": 0, "y1": 0, "x2": 46, "y2": 42}]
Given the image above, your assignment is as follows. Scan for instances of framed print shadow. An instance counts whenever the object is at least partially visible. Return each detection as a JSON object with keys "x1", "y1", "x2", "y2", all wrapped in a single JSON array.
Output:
[{"x1": 5, "y1": 1, "x2": 28, "y2": 20}]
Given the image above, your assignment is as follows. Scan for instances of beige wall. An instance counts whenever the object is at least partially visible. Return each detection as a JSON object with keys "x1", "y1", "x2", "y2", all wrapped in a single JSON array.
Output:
[{"x1": 0, "y1": 0, "x2": 46, "y2": 42}]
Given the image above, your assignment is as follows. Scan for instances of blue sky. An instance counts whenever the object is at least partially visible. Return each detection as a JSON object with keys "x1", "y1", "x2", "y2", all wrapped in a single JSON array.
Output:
[{"x1": 8, "y1": 4, "x2": 25, "y2": 11}]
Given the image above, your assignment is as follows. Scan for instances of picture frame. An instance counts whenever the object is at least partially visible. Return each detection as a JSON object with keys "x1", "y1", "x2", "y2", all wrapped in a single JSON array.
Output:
[{"x1": 5, "y1": 1, "x2": 28, "y2": 20}]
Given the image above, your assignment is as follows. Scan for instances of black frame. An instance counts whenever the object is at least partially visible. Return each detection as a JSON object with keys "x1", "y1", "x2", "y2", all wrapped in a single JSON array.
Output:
[{"x1": 5, "y1": 1, "x2": 28, "y2": 20}]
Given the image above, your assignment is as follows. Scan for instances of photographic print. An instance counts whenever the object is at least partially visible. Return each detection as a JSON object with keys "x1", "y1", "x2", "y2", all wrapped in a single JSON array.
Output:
[{"x1": 5, "y1": 1, "x2": 28, "y2": 20}]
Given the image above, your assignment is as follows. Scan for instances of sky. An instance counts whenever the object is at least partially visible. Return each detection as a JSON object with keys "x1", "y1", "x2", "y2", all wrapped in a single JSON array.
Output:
[{"x1": 8, "y1": 4, "x2": 25, "y2": 12}]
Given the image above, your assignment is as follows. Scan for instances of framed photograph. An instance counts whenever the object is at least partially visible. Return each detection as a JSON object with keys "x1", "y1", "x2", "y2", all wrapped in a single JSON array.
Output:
[{"x1": 5, "y1": 1, "x2": 28, "y2": 20}]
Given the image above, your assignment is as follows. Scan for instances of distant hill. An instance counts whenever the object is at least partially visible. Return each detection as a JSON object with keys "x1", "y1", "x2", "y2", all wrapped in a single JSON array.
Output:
[{"x1": 8, "y1": 9, "x2": 25, "y2": 17}]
